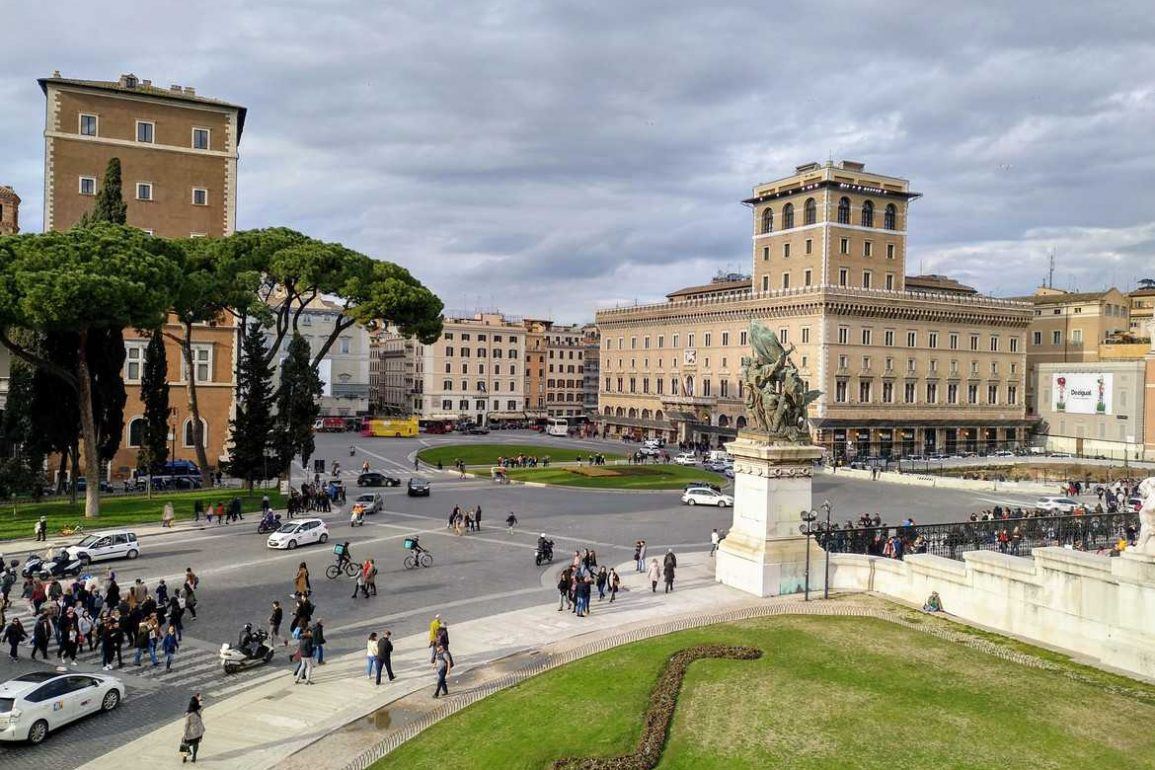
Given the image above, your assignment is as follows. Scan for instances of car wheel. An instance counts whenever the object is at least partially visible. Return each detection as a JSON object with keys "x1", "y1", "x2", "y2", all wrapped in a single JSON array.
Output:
[
  {"x1": 126, "y1": 549, "x2": 139, "y2": 560},
  {"x1": 27, "y1": 719, "x2": 49, "y2": 745},
  {"x1": 718, "y1": 500, "x2": 727, "y2": 507},
  {"x1": 319, "y1": 533, "x2": 329, "y2": 544},
  {"x1": 687, "y1": 499, "x2": 696, "y2": 506},
  {"x1": 287, "y1": 540, "x2": 298, "y2": 550},
  {"x1": 101, "y1": 689, "x2": 121, "y2": 711}
]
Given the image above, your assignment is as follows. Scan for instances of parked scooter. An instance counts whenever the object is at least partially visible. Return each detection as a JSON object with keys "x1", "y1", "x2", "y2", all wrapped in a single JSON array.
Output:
[
  {"x1": 19, "y1": 553, "x2": 46, "y2": 579},
  {"x1": 23, "y1": 550, "x2": 84, "y2": 580},
  {"x1": 257, "y1": 514, "x2": 282, "y2": 535},
  {"x1": 220, "y1": 625, "x2": 275, "y2": 674}
]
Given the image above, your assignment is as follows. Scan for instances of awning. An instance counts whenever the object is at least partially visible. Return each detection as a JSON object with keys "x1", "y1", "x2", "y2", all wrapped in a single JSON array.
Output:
[
  {"x1": 426, "y1": 413, "x2": 463, "y2": 420},
  {"x1": 488, "y1": 411, "x2": 527, "y2": 419}
]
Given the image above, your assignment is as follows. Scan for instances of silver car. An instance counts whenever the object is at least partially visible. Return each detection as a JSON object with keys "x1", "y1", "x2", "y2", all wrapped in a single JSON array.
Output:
[{"x1": 353, "y1": 492, "x2": 384, "y2": 515}]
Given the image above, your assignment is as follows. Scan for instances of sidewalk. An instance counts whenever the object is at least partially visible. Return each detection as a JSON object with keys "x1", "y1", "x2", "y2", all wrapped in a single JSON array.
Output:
[
  {"x1": 77, "y1": 553, "x2": 763, "y2": 770},
  {"x1": 2, "y1": 519, "x2": 215, "y2": 558}
]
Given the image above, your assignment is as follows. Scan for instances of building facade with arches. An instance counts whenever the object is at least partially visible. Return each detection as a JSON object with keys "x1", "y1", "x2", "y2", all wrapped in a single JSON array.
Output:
[{"x1": 595, "y1": 161, "x2": 1035, "y2": 457}]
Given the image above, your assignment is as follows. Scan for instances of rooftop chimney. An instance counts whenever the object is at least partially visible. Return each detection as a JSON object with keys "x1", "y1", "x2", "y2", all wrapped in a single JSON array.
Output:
[
  {"x1": 119, "y1": 73, "x2": 139, "y2": 89},
  {"x1": 183, "y1": 86, "x2": 196, "y2": 95},
  {"x1": 170, "y1": 84, "x2": 182, "y2": 92}
]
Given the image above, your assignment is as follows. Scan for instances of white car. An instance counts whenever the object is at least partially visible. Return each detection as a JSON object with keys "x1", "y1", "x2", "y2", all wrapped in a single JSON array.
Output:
[
  {"x1": 674, "y1": 453, "x2": 698, "y2": 466},
  {"x1": 266, "y1": 518, "x2": 330, "y2": 550},
  {"x1": 681, "y1": 488, "x2": 734, "y2": 507},
  {"x1": 0, "y1": 671, "x2": 124, "y2": 744},
  {"x1": 63, "y1": 531, "x2": 141, "y2": 565},
  {"x1": 1035, "y1": 496, "x2": 1079, "y2": 513}
]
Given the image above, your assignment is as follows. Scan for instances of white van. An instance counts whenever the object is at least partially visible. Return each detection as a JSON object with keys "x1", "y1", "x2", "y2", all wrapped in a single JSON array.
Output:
[{"x1": 707, "y1": 450, "x2": 731, "y2": 463}]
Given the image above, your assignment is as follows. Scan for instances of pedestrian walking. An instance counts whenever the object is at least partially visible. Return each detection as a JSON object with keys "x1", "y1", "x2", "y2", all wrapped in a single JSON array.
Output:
[
  {"x1": 312, "y1": 619, "x2": 327, "y2": 665},
  {"x1": 31, "y1": 613, "x2": 50, "y2": 660},
  {"x1": 163, "y1": 625, "x2": 179, "y2": 670},
  {"x1": 647, "y1": 558, "x2": 661, "y2": 592},
  {"x1": 635, "y1": 540, "x2": 647, "y2": 572},
  {"x1": 595, "y1": 566, "x2": 608, "y2": 601},
  {"x1": 375, "y1": 629, "x2": 395, "y2": 685},
  {"x1": 710, "y1": 528, "x2": 720, "y2": 556},
  {"x1": 506, "y1": 512, "x2": 518, "y2": 533},
  {"x1": 35, "y1": 516, "x2": 47, "y2": 542},
  {"x1": 663, "y1": 549, "x2": 677, "y2": 593},
  {"x1": 474, "y1": 505, "x2": 482, "y2": 530},
  {"x1": 557, "y1": 567, "x2": 572, "y2": 611},
  {"x1": 432, "y1": 643, "x2": 453, "y2": 697},
  {"x1": 3, "y1": 617, "x2": 26, "y2": 660},
  {"x1": 608, "y1": 568, "x2": 620, "y2": 603},
  {"x1": 427, "y1": 614, "x2": 441, "y2": 663},
  {"x1": 365, "y1": 632, "x2": 378, "y2": 679},
  {"x1": 181, "y1": 694, "x2": 205, "y2": 763},
  {"x1": 294, "y1": 630, "x2": 315, "y2": 684},
  {"x1": 365, "y1": 559, "x2": 378, "y2": 597},
  {"x1": 162, "y1": 502, "x2": 176, "y2": 528},
  {"x1": 294, "y1": 562, "x2": 311, "y2": 598},
  {"x1": 268, "y1": 601, "x2": 283, "y2": 646}
]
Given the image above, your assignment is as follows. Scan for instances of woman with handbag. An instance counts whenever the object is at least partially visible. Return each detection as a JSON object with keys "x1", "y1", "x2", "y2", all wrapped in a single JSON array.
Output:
[{"x1": 181, "y1": 694, "x2": 205, "y2": 763}]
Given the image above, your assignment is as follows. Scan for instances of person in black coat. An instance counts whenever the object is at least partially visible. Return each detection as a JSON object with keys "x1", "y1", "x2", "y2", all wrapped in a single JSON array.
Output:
[{"x1": 375, "y1": 630, "x2": 395, "y2": 685}]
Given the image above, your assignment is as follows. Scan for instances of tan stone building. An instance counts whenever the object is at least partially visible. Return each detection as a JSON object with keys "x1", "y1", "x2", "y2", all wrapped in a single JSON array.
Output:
[
  {"x1": 413, "y1": 312, "x2": 527, "y2": 424},
  {"x1": 541, "y1": 322, "x2": 588, "y2": 420},
  {"x1": 1012, "y1": 287, "x2": 1132, "y2": 414},
  {"x1": 596, "y1": 161, "x2": 1034, "y2": 458},
  {"x1": 0, "y1": 185, "x2": 19, "y2": 235},
  {"x1": 523, "y1": 319, "x2": 550, "y2": 420},
  {"x1": 371, "y1": 329, "x2": 419, "y2": 415},
  {"x1": 1129, "y1": 287, "x2": 1155, "y2": 335},
  {"x1": 581, "y1": 324, "x2": 600, "y2": 420},
  {"x1": 40, "y1": 72, "x2": 246, "y2": 476}
]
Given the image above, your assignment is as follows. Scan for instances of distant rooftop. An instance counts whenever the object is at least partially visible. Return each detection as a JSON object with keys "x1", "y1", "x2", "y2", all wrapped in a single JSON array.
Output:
[
  {"x1": 39, "y1": 72, "x2": 247, "y2": 141},
  {"x1": 666, "y1": 276, "x2": 752, "y2": 300},
  {"x1": 905, "y1": 274, "x2": 977, "y2": 295},
  {"x1": 1010, "y1": 288, "x2": 1118, "y2": 305}
]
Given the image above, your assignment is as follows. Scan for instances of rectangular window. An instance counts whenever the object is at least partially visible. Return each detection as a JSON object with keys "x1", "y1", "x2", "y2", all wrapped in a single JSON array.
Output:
[
  {"x1": 804, "y1": 269, "x2": 812, "y2": 286},
  {"x1": 838, "y1": 327, "x2": 849, "y2": 345},
  {"x1": 988, "y1": 384, "x2": 999, "y2": 404},
  {"x1": 79, "y1": 114, "x2": 98, "y2": 137},
  {"x1": 990, "y1": 336, "x2": 1000, "y2": 352},
  {"x1": 688, "y1": 333, "x2": 694, "y2": 347},
  {"x1": 739, "y1": 330, "x2": 747, "y2": 346},
  {"x1": 882, "y1": 381, "x2": 894, "y2": 403},
  {"x1": 904, "y1": 382, "x2": 916, "y2": 403},
  {"x1": 192, "y1": 127, "x2": 210, "y2": 150},
  {"x1": 862, "y1": 271, "x2": 872, "y2": 288},
  {"x1": 721, "y1": 331, "x2": 729, "y2": 346},
  {"x1": 800, "y1": 327, "x2": 810, "y2": 344},
  {"x1": 928, "y1": 332, "x2": 938, "y2": 349},
  {"x1": 863, "y1": 241, "x2": 873, "y2": 257},
  {"x1": 136, "y1": 182, "x2": 153, "y2": 201},
  {"x1": 1032, "y1": 331, "x2": 1042, "y2": 345},
  {"x1": 835, "y1": 380, "x2": 848, "y2": 403},
  {"x1": 862, "y1": 356, "x2": 871, "y2": 370},
  {"x1": 339, "y1": 337, "x2": 351, "y2": 354},
  {"x1": 886, "y1": 243, "x2": 895, "y2": 259},
  {"x1": 124, "y1": 343, "x2": 146, "y2": 383},
  {"x1": 643, "y1": 336, "x2": 650, "y2": 349},
  {"x1": 947, "y1": 383, "x2": 959, "y2": 405},
  {"x1": 967, "y1": 384, "x2": 978, "y2": 404},
  {"x1": 1071, "y1": 329, "x2": 1083, "y2": 344},
  {"x1": 949, "y1": 333, "x2": 959, "y2": 350},
  {"x1": 840, "y1": 237, "x2": 849, "y2": 255},
  {"x1": 672, "y1": 334, "x2": 679, "y2": 348},
  {"x1": 1008, "y1": 385, "x2": 1018, "y2": 405},
  {"x1": 906, "y1": 331, "x2": 917, "y2": 347},
  {"x1": 79, "y1": 176, "x2": 97, "y2": 195},
  {"x1": 885, "y1": 274, "x2": 894, "y2": 290},
  {"x1": 778, "y1": 328, "x2": 789, "y2": 344},
  {"x1": 181, "y1": 344, "x2": 213, "y2": 383},
  {"x1": 907, "y1": 358, "x2": 916, "y2": 372},
  {"x1": 805, "y1": 238, "x2": 813, "y2": 255},
  {"x1": 783, "y1": 243, "x2": 790, "y2": 258},
  {"x1": 858, "y1": 380, "x2": 872, "y2": 403},
  {"x1": 884, "y1": 330, "x2": 894, "y2": 346},
  {"x1": 762, "y1": 275, "x2": 769, "y2": 292},
  {"x1": 136, "y1": 120, "x2": 155, "y2": 143},
  {"x1": 861, "y1": 328, "x2": 872, "y2": 345},
  {"x1": 192, "y1": 187, "x2": 208, "y2": 206},
  {"x1": 1010, "y1": 337, "x2": 1019, "y2": 353},
  {"x1": 838, "y1": 268, "x2": 848, "y2": 286},
  {"x1": 781, "y1": 273, "x2": 790, "y2": 289},
  {"x1": 926, "y1": 382, "x2": 937, "y2": 403},
  {"x1": 704, "y1": 333, "x2": 712, "y2": 347},
  {"x1": 1052, "y1": 330, "x2": 1062, "y2": 345},
  {"x1": 970, "y1": 335, "x2": 980, "y2": 351},
  {"x1": 763, "y1": 246, "x2": 769, "y2": 261}
]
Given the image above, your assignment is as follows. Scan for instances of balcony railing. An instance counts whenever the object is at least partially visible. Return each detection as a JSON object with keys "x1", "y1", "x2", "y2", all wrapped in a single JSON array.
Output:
[{"x1": 330, "y1": 383, "x2": 371, "y2": 399}]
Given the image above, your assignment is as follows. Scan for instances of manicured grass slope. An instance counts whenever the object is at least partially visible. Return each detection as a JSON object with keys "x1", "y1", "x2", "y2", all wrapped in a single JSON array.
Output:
[
  {"x1": 374, "y1": 615, "x2": 1155, "y2": 770},
  {"x1": 501, "y1": 464, "x2": 722, "y2": 490},
  {"x1": 0, "y1": 489, "x2": 286, "y2": 541},
  {"x1": 418, "y1": 444, "x2": 622, "y2": 467}
]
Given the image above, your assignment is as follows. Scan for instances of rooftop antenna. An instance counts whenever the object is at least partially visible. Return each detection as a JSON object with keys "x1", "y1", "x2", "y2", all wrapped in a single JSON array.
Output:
[{"x1": 1048, "y1": 250, "x2": 1055, "y2": 289}]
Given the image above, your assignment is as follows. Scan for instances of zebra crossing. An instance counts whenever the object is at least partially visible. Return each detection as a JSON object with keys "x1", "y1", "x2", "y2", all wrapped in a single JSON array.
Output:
[{"x1": 49, "y1": 637, "x2": 283, "y2": 697}]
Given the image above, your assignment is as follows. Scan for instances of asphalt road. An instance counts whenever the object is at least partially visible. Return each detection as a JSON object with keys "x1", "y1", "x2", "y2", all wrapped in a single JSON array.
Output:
[{"x1": 0, "y1": 430, "x2": 1058, "y2": 767}]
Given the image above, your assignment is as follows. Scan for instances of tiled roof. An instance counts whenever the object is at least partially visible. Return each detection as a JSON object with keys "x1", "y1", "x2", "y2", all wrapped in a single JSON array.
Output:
[
  {"x1": 904, "y1": 274, "x2": 977, "y2": 295},
  {"x1": 666, "y1": 278, "x2": 752, "y2": 299},
  {"x1": 1010, "y1": 290, "x2": 1114, "y2": 305}
]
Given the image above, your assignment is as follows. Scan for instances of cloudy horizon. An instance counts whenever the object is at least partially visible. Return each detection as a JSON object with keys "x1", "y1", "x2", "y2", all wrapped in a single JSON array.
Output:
[{"x1": 3, "y1": 1, "x2": 1155, "y2": 323}]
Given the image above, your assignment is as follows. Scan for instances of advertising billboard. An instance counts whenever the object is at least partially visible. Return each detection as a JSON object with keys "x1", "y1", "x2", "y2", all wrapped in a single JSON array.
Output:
[{"x1": 1052, "y1": 372, "x2": 1112, "y2": 415}]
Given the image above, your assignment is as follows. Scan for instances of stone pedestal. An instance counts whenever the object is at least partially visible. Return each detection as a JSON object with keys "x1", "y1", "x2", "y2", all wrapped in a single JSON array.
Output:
[{"x1": 714, "y1": 431, "x2": 826, "y2": 597}]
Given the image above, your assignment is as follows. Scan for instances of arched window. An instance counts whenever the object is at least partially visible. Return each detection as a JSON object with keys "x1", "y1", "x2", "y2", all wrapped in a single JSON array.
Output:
[
  {"x1": 627, "y1": 408, "x2": 637, "y2": 419},
  {"x1": 861, "y1": 200, "x2": 874, "y2": 228},
  {"x1": 804, "y1": 198, "x2": 816, "y2": 226},
  {"x1": 126, "y1": 417, "x2": 146, "y2": 448},
  {"x1": 603, "y1": 406, "x2": 612, "y2": 416},
  {"x1": 654, "y1": 410, "x2": 664, "y2": 421},
  {"x1": 760, "y1": 207, "x2": 773, "y2": 234},
  {"x1": 782, "y1": 203, "x2": 794, "y2": 229},
  {"x1": 736, "y1": 415, "x2": 748, "y2": 429},
  {"x1": 615, "y1": 407, "x2": 624, "y2": 417},
  {"x1": 183, "y1": 418, "x2": 208, "y2": 448},
  {"x1": 837, "y1": 197, "x2": 850, "y2": 224},
  {"x1": 717, "y1": 414, "x2": 730, "y2": 428},
  {"x1": 641, "y1": 409, "x2": 652, "y2": 420},
  {"x1": 884, "y1": 203, "x2": 897, "y2": 230}
]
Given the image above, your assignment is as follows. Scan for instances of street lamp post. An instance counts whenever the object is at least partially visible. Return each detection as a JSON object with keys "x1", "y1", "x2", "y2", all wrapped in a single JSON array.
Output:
[
  {"x1": 799, "y1": 509, "x2": 819, "y2": 601},
  {"x1": 820, "y1": 500, "x2": 833, "y2": 600}
]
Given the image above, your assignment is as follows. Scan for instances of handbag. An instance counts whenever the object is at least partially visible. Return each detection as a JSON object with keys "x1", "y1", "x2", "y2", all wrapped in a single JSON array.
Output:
[{"x1": 179, "y1": 740, "x2": 190, "y2": 754}]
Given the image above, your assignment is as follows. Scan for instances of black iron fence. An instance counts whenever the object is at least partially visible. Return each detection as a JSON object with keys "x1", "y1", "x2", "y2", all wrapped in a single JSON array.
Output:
[{"x1": 816, "y1": 512, "x2": 1140, "y2": 561}]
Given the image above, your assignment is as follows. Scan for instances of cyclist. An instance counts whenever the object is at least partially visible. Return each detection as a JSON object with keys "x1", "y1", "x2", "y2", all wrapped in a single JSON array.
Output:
[
  {"x1": 407, "y1": 535, "x2": 426, "y2": 556},
  {"x1": 335, "y1": 541, "x2": 353, "y2": 572}
]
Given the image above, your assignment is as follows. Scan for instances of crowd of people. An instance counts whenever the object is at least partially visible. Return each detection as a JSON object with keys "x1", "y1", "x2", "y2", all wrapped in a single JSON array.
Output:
[
  {"x1": 447, "y1": 504, "x2": 484, "y2": 534},
  {"x1": 2, "y1": 568, "x2": 199, "y2": 673},
  {"x1": 556, "y1": 549, "x2": 622, "y2": 616}
]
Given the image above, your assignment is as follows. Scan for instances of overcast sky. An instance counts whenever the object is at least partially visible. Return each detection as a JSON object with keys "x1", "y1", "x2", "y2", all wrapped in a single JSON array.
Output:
[{"x1": 3, "y1": 2, "x2": 1155, "y2": 322}]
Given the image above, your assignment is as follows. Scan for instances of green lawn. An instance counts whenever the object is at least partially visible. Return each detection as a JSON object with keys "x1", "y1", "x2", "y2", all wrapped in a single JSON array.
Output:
[
  {"x1": 374, "y1": 615, "x2": 1155, "y2": 770},
  {"x1": 418, "y1": 443, "x2": 623, "y2": 467},
  {"x1": 494, "y1": 464, "x2": 724, "y2": 490},
  {"x1": 0, "y1": 488, "x2": 287, "y2": 542}
]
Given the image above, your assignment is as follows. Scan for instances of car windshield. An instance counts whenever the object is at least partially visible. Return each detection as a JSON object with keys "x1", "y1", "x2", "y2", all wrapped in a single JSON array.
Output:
[
  {"x1": 75, "y1": 535, "x2": 100, "y2": 547},
  {"x1": 276, "y1": 523, "x2": 299, "y2": 534}
]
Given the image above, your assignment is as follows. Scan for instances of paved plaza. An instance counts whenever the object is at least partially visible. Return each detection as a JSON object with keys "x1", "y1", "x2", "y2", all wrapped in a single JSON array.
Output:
[{"x1": 0, "y1": 432, "x2": 1083, "y2": 767}]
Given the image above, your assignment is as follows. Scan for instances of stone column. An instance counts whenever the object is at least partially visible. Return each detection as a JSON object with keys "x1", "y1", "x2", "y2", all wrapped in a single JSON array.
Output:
[{"x1": 715, "y1": 431, "x2": 826, "y2": 597}]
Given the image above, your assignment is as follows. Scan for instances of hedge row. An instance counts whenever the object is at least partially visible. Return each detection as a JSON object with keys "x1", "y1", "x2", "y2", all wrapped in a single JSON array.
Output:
[{"x1": 552, "y1": 643, "x2": 763, "y2": 769}]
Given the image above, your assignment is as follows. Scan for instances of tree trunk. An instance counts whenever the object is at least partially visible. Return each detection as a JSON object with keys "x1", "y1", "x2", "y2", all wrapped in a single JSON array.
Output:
[
  {"x1": 75, "y1": 331, "x2": 102, "y2": 518},
  {"x1": 182, "y1": 322, "x2": 211, "y2": 475}
]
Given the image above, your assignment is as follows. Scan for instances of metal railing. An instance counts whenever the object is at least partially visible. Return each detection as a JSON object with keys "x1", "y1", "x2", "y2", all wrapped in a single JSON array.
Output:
[{"x1": 816, "y1": 512, "x2": 1140, "y2": 561}]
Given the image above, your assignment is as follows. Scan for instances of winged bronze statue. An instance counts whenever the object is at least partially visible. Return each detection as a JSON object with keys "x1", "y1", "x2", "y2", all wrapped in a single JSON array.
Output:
[{"x1": 741, "y1": 323, "x2": 821, "y2": 444}]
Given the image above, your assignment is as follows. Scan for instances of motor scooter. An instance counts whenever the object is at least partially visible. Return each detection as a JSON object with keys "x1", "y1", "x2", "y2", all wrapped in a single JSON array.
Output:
[
  {"x1": 535, "y1": 539, "x2": 555, "y2": 566},
  {"x1": 350, "y1": 504, "x2": 366, "y2": 527},
  {"x1": 220, "y1": 627, "x2": 275, "y2": 674},
  {"x1": 257, "y1": 514, "x2": 282, "y2": 535}
]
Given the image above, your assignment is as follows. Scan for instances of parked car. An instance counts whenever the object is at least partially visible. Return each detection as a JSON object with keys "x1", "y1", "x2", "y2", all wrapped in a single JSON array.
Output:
[
  {"x1": 407, "y1": 478, "x2": 431, "y2": 497},
  {"x1": 467, "y1": 426, "x2": 490, "y2": 435},
  {"x1": 681, "y1": 488, "x2": 734, "y2": 507},
  {"x1": 637, "y1": 446, "x2": 660, "y2": 458},
  {"x1": 357, "y1": 472, "x2": 400, "y2": 487},
  {"x1": 1035, "y1": 496, "x2": 1079, "y2": 514},
  {"x1": 266, "y1": 519, "x2": 329, "y2": 550},
  {"x1": 0, "y1": 671, "x2": 124, "y2": 744},
  {"x1": 352, "y1": 492, "x2": 385, "y2": 515},
  {"x1": 62, "y1": 531, "x2": 141, "y2": 565},
  {"x1": 1049, "y1": 452, "x2": 1074, "y2": 458},
  {"x1": 72, "y1": 478, "x2": 115, "y2": 494},
  {"x1": 992, "y1": 450, "x2": 1015, "y2": 458},
  {"x1": 674, "y1": 453, "x2": 697, "y2": 466}
]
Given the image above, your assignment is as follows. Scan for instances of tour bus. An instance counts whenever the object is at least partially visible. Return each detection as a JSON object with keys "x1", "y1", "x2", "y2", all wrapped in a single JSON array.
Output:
[
  {"x1": 546, "y1": 418, "x2": 569, "y2": 437},
  {"x1": 360, "y1": 416, "x2": 419, "y2": 438}
]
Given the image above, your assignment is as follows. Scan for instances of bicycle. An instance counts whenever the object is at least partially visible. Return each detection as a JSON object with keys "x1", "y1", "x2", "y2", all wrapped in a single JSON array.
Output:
[
  {"x1": 325, "y1": 560, "x2": 359, "y2": 580},
  {"x1": 402, "y1": 536, "x2": 433, "y2": 569},
  {"x1": 59, "y1": 522, "x2": 84, "y2": 537}
]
